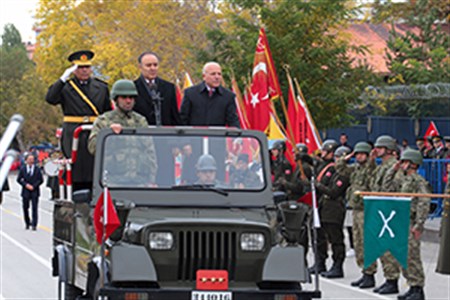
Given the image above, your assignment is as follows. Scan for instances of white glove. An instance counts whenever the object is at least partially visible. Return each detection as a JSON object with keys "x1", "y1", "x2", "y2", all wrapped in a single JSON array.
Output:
[{"x1": 60, "y1": 65, "x2": 78, "y2": 82}]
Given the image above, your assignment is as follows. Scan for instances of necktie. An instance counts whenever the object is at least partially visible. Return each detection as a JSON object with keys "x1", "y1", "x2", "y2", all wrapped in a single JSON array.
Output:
[{"x1": 208, "y1": 89, "x2": 214, "y2": 97}]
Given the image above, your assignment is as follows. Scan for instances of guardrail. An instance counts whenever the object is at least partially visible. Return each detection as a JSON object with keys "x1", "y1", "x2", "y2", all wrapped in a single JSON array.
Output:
[{"x1": 419, "y1": 158, "x2": 449, "y2": 218}]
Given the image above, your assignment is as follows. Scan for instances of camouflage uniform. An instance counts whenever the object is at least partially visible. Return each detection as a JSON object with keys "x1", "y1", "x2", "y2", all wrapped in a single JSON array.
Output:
[
  {"x1": 337, "y1": 157, "x2": 377, "y2": 275},
  {"x1": 436, "y1": 179, "x2": 450, "y2": 274},
  {"x1": 88, "y1": 109, "x2": 158, "y2": 183},
  {"x1": 369, "y1": 156, "x2": 402, "y2": 281},
  {"x1": 384, "y1": 167, "x2": 431, "y2": 287}
]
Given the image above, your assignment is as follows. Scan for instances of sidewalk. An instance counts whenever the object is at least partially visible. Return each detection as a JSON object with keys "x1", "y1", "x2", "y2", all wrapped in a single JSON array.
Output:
[{"x1": 422, "y1": 217, "x2": 441, "y2": 243}]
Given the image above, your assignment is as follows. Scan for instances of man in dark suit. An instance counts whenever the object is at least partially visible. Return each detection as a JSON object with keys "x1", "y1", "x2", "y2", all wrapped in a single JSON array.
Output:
[
  {"x1": 180, "y1": 62, "x2": 240, "y2": 128},
  {"x1": 45, "y1": 50, "x2": 112, "y2": 191},
  {"x1": 134, "y1": 51, "x2": 182, "y2": 126},
  {"x1": 17, "y1": 154, "x2": 44, "y2": 230}
]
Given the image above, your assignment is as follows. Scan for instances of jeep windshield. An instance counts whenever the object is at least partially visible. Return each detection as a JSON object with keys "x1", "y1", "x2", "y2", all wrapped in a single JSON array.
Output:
[{"x1": 100, "y1": 132, "x2": 265, "y2": 191}]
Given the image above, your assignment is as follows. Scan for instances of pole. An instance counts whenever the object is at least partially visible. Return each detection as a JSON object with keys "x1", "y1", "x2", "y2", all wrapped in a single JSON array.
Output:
[
  {"x1": 0, "y1": 114, "x2": 24, "y2": 160},
  {"x1": 310, "y1": 176, "x2": 320, "y2": 291},
  {"x1": 355, "y1": 191, "x2": 450, "y2": 198},
  {"x1": 100, "y1": 170, "x2": 108, "y2": 298}
]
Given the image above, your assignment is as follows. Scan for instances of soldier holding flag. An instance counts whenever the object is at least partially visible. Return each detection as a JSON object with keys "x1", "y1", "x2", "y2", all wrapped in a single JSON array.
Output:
[{"x1": 383, "y1": 149, "x2": 430, "y2": 300}]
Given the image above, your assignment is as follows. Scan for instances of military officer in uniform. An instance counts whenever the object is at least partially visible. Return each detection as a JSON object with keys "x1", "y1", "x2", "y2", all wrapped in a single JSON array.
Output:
[
  {"x1": 88, "y1": 79, "x2": 157, "y2": 185},
  {"x1": 46, "y1": 50, "x2": 112, "y2": 191},
  {"x1": 370, "y1": 135, "x2": 401, "y2": 295},
  {"x1": 270, "y1": 140, "x2": 292, "y2": 192},
  {"x1": 337, "y1": 142, "x2": 377, "y2": 288},
  {"x1": 384, "y1": 149, "x2": 430, "y2": 300},
  {"x1": 436, "y1": 162, "x2": 450, "y2": 275}
]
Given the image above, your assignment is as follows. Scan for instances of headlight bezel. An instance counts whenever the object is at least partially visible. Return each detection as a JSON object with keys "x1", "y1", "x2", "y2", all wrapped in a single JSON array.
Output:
[
  {"x1": 240, "y1": 232, "x2": 265, "y2": 251},
  {"x1": 148, "y1": 231, "x2": 174, "y2": 250}
]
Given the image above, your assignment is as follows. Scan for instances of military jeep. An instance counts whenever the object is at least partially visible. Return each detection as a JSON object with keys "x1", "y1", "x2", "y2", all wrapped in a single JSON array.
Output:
[{"x1": 52, "y1": 126, "x2": 320, "y2": 300}]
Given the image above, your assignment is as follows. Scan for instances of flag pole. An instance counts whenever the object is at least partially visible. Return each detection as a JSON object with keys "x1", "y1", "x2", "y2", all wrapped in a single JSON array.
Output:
[
  {"x1": 355, "y1": 191, "x2": 450, "y2": 198},
  {"x1": 100, "y1": 170, "x2": 108, "y2": 296},
  {"x1": 310, "y1": 175, "x2": 321, "y2": 292}
]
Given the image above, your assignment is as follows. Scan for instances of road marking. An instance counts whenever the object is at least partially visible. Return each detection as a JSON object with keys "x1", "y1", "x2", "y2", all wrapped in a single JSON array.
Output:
[
  {"x1": 0, "y1": 207, "x2": 53, "y2": 233},
  {"x1": 0, "y1": 230, "x2": 51, "y2": 270},
  {"x1": 4, "y1": 194, "x2": 53, "y2": 216},
  {"x1": 320, "y1": 277, "x2": 391, "y2": 300}
]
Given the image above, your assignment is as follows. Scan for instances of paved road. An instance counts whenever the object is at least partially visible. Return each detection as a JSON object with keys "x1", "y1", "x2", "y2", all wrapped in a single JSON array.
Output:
[{"x1": 0, "y1": 173, "x2": 449, "y2": 299}]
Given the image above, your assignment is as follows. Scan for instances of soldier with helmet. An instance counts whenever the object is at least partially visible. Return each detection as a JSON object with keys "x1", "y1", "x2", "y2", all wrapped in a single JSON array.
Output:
[
  {"x1": 88, "y1": 79, "x2": 157, "y2": 183},
  {"x1": 309, "y1": 140, "x2": 350, "y2": 278},
  {"x1": 370, "y1": 135, "x2": 402, "y2": 295},
  {"x1": 383, "y1": 149, "x2": 430, "y2": 300},
  {"x1": 46, "y1": 50, "x2": 112, "y2": 191},
  {"x1": 336, "y1": 141, "x2": 377, "y2": 288},
  {"x1": 270, "y1": 140, "x2": 292, "y2": 192},
  {"x1": 195, "y1": 154, "x2": 220, "y2": 185}
]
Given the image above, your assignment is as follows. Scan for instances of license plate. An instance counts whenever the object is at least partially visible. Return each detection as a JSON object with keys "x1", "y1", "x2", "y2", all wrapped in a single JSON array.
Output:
[{"x1": 191, "y1": 290, "x2": 232, "y2": 300}]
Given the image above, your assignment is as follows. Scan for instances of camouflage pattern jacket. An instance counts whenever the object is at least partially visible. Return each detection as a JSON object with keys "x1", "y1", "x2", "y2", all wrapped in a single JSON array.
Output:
[
  {"x1": 384, "y1": 168, "x2": 431, "y2": 232},
  {"x1": 336, "y1": 158, "x2": 375, "y2": 210},
  {"x1": 369, "y1": 156, "x2": 397, "y2": 192}
]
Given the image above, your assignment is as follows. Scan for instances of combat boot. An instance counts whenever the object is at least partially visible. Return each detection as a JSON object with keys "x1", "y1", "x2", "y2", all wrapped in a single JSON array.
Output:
[
  {"x1": 404, "y1": 286, "x2": 424, "y2": 300},
  {"x1": 308, "y1": 261, "x2": 326, "y2": 274},
  {"x1": 398, "y1": 287, "x2": 414, "y2": 300},
  {"x1": 378, "y1": 279, "x2": 398, "y2": 294},
  {"x1": 350, "y1": 275, "x2": 364, "y2": 287},
  {"x1": 321, "y1": 262, "x2": 344, "y2": 279},
  {"x1": 358, "y1": 274, "x2": 375, "y2": 288},
  {"x1": 373, "y1": 281, "x2": 387, "y2": 293}
]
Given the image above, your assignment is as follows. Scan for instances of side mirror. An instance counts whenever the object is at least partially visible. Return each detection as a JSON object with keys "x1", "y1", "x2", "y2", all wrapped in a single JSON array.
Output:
[
  {"x1": 72, "y1": 189, "x2": 91, "y2": 204},
  {"x1": 273, "y1": 191, "x2": 287, "y2": 205}
]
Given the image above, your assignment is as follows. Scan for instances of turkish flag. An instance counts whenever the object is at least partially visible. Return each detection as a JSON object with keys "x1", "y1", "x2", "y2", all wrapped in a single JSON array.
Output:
[
  {"x1": 423, "y1": 121, "x2": 440, "y2": 149},
  {"x1": 93, "y1": 189, "x2": 120, "y2": 244},
  {"x1": 246, "y1": 28, "x2": 281, "y2": 132},
  {"x1": 287, "y1": 75, "x2": 300, "y2": 143},
  {"x1": 297, "y1": 94, "x2": 321, "y2": 154},
  {"x1": 175, "y1": 84, "x2": 182, "y2": 110}
]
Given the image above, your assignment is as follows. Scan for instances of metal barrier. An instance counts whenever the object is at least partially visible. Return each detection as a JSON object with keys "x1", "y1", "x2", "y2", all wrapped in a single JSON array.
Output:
[{"x1": 419, "y1": 158, "x2": 449, "y2": 219}]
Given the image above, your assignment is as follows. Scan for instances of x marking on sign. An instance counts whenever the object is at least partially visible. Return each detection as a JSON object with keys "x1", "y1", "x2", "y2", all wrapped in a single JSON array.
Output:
[{"x1": 378, "y1": 210, "x2": 396, "y2": 238}]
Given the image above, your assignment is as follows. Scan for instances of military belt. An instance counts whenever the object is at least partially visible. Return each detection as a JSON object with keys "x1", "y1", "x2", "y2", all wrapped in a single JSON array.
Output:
[{"x1": 63, "y1": 116, "x2": 97, "y2": 123}]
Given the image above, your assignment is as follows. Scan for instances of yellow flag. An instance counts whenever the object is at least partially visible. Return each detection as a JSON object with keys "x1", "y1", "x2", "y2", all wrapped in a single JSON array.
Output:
[
  {"x1": 266, "y1": 113, "x2": 286, "y2": 140},
  {"x1": 183, "y1": 72, "x2": 194, "y2": 90}
]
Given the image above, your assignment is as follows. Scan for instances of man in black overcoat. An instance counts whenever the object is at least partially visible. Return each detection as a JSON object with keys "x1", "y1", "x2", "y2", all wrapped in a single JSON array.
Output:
[
  {"x1": 45, "y1": 50, "x2": 112, "y2": 191},
  {"x1": 17, "y1": 154, "x2": 44, "y2": 230}
]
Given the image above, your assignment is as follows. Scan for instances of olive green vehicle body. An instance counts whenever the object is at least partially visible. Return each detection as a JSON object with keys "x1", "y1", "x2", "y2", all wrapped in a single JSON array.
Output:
[{"x1": 52, "y1": 127, "x2": 320, "y2": 299}]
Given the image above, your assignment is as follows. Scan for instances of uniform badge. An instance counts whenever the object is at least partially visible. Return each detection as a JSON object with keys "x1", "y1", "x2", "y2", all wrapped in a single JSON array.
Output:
[
  {"x1": 336, "y1": 180, "x2": 343, "y2": 187},
  {"x1": 80, "y1": 54, "x2": 88, "y2": 61},
  {"x1": 285, "y1": 169, "x2": 291, "y2": 175},
  {"x1": 326, "y1": 171, "x2": 332, "y2": 177}
]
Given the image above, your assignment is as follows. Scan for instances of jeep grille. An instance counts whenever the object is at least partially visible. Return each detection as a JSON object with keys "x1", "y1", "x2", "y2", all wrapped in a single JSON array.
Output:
[{"x1": 177, "y1": 230, "x2": 237, "y2": 281}]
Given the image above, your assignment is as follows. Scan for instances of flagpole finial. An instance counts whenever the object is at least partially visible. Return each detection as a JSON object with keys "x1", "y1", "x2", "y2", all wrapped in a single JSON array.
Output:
[
  {"x1": 103, "y1": 170, "x2": 108, "y2": 187},
  {"x1": 283, "y1": 64, "x2": 291, "y2": 72}
]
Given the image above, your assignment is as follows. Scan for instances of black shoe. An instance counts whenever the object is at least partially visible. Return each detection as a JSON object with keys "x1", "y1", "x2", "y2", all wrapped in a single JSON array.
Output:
[
  {"x1": 359, "y1": 274, "x2": 375, "y2": 289},
  {"x1": 404, "y1": 286, "x2": 424, "y2": 300},
  {"x1": 321, "y1": 263, "x2": 344, "y2": 278},
  {"x1": 398, "y1": 287, "x2": 414, "y2": 300},
  {"x1": 378, "y1": 279, "x2": 398, "y2": 294},
  {"x1": 308, "y1": 261, "x2": 326, "y2": 274},
  {"x1": 25, "y1": 225, "x2": 30, "y2": 230},
  {"x1": 374, "y1": 282, "x2": 387, "y2": 293},
  {"x1": 32, "y1": 226, "x2": 37, "y2": 231},
  {"x1": 351, "y1": 275, "x2": 364, "y2": 287}
]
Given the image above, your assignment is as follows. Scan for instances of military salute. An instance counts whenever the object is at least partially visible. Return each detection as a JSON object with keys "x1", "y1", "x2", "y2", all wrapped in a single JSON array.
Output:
[{"x1": 45, "y1": 50, "x2": 112, "y2": 190}]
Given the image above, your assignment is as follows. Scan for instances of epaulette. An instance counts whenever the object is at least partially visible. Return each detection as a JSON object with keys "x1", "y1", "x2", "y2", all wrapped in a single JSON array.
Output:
[{"x1": 93, "y1": 77, "x2": 108, "y2": 85}]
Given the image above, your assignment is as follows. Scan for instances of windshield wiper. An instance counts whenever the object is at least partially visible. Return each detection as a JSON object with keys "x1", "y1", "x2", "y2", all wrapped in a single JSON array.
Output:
[{"x1": 172, "y1": 184, "x2": 229, "y2": 196}]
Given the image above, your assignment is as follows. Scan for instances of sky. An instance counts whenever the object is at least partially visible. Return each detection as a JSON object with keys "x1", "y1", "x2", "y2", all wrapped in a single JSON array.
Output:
[{"x1": 0, "y1": 0, "x2": 38, "y2": 43}]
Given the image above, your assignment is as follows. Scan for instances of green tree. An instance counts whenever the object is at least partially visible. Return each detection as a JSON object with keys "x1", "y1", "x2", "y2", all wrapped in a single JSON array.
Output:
[
  {"x1": 0, "y1": 24, "x2": 55, "y2": 149},
  {"x1": 197, "y1": 0, "x2": 376, "y2": 129},
  {"x1": 371, "y1": 0, "x2": 449, "y2": 117}
]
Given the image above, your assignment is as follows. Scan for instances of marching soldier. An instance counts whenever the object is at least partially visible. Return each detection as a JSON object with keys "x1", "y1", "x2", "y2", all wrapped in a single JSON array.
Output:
[
  {"x1": 370, "y1": 135, "x2": 401, "y2": 295},
  {"x1": 46, "y1": 50, "x2": 112, "y2": 191},
  {"x1": 336, "y1": 142, "x2": 377, "y2": 288},
  {"x1": 436, "y1": 162, "x2": 450, "y2": 275},
  {"x1": 270, "y1": 140, "x2": 292, "y2": 192},
  {"x1": 384, "y1": 149, "x2": 430, "y2": 300}
]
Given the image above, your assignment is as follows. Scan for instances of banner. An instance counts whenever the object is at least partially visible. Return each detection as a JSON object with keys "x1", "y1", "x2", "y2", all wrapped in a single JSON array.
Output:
[
  {"x1": 364, "y1": 196, "x2": 411, "y2": 269},
  {"x1": 93, "y1": 189, "x2": 121, "y2": 244}
]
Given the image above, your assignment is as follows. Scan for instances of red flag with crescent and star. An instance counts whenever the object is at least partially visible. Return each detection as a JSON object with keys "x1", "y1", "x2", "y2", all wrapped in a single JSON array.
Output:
[
  {"x1": 93, "y1": 188, "x2": 120, "y2": 244},
  {"x1": 245, "y1": 28, "x2": 282, "y2": 132}
]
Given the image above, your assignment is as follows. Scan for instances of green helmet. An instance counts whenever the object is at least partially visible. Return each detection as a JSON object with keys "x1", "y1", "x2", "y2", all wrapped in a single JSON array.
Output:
[
  {"x1": 293, "y1": 143, "x2": 308, "y2": 154},
  {"x1": 196, "y1": 154, "x2": 217, "y2": 171},
  {"x1": 354, "y1": 142, "x2": 372, "y2": 154},
  {"x1": 374, "y1": 135, "x2": 396, "y2": 150},
  {"x1": 111, "y1": 79, "x2": 138, "y2": 100},
  {"x1": 321, "y1": 139, "x2": 338, "y2": 153},
  {"x1": 400, "y1": 149, "x2": 423, "y2": 165},
  {"x1": 334, "y1": 146, "x2": 351, "y2": 158}
]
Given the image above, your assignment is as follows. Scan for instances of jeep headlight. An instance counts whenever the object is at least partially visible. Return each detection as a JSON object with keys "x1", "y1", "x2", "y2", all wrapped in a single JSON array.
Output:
[
  {"x1": 240, "y1": 233, "x2": 265, "y2": 251},
  {"x1": 149, "y1": 232, "x2": 173, "y2": 250}
]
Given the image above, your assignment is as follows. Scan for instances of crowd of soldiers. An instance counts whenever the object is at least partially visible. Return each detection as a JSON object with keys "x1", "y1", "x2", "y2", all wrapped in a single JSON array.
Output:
[{"x1": 270, "y1": 134, "x2": 450, "y2": 300}]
